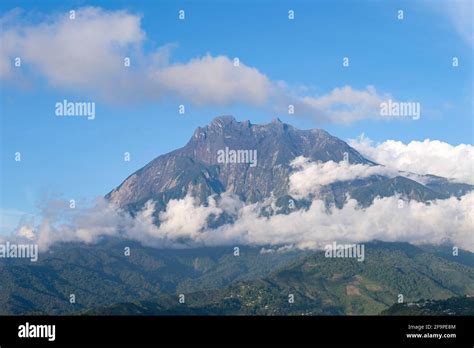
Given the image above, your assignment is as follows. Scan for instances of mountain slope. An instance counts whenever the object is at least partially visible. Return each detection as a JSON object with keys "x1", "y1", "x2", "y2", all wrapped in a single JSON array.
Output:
[
  {"x1": 106, "y1": 116, "x2": 374, "y2": 210},
  {"x1": 349, "y1": 176, "x2": 449, "y2": 206},
  {"x1": 0, "y1": 239, "x2": 304, "y2": 315},
  {"x1": 86, "y1": 242, "x2": 474, "y2": 315},
  {"x1": 3, "y1": 117, "x2": 472, "y2": 316},
  {"x1": 106, "y1": 116, "x2": 469, "y2": 217}
]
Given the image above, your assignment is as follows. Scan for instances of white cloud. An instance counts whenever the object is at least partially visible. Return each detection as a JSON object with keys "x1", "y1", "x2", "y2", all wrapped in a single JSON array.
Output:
[
  {"x1": 34, "y1": 198, "x2": 125, "y2": 249},
  {"x1": 206, "y1": 193, "x2": 474, "y2": 252},
  {"x1": 289, "y1": 157, "x2": 397, "y2": 198},
  {"x1": 0, "y1": 208, "x2": 35, "y2": 234},
  {"x1": 154, "y1": 55, "x2": 272, "y2": 106},
  {"x1": 0, "y1": 8, "x2": 273, "y2": 106},
  {"x1": 132, "y1": 196, "x2": 222, "y2": 243},
  {"x1": 9, "y1": 188, "x2": 474, "y2": 253},
  {"x1": 349, "y1": 135, "x2": 474, "y2": 184},
  {"x1": 295, "y1": 85, "x2": 391, "y2": 124},
  {"x1": 0, "y1": 7, "x2": 146, "y2": 100},
  {"x1": 1, "y1": 7, "x2": 395, "y2": 124},
  {"x1": 17, "y1": 225, "x2": 35, "y2": 240}
]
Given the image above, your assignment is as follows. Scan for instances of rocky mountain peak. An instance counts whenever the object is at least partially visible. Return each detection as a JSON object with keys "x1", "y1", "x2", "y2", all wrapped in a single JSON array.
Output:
[
  {"x1": 106, "y1": 115, "x2": 461, "y2": 214},
  {"x1": 210, "y1": 115, "x2": 236, "y2": 127},
  {"x1": 107, "y1": 116, "x2": 373, "y2": 208}
]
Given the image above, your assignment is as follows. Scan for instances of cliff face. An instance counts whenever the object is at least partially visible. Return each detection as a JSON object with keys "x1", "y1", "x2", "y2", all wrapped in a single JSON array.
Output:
[
  {"x1": 106, "y1": 115, "x2": 371, "y2": 210},
  {"x1": 106, "y1": 115, "x2": 462, "y2": 215}
]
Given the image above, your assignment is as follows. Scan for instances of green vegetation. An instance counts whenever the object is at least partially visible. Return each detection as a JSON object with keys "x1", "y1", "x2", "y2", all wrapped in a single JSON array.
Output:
[
  {"x1": 381, "y1": 296, "x2": 474, "y2": 315},
  {"x1": 0, "y1": 238, "x2": 304, "y2": 315},
  {"x1": 85, "y1": 241, "x2": 474, "y2": 315}
]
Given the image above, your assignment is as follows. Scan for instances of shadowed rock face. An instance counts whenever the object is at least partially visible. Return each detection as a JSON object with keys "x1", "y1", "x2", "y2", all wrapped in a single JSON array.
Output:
[
  {"x1": 106, "y1": 115, "x2": 466, "y2": 214},
  {"x1": 106, "y1": 116, "x2": 371, "y2": 209}
]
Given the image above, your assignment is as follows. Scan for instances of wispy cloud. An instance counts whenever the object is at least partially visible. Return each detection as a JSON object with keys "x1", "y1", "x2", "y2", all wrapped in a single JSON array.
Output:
[
  {"x1": 288, "y1": 157, "x2": 398, "y2": 198},
  {"x1": 153, "y1": 55, "x2": 272, "y2": 106},
  {"x1": 9, "y1": 191, "x2": 474, "y2": 253},
  {"x1": 433, "y1": 0, "x2": 473, "y2": 46},
  {"x1": 0, "y1": 208, "x2": 35, "y2": 235},
  {"x1": 1, "y1": 7, "x2": 395, "y2": 124},
  {"x1": 295, "y1": 86, "x2": 391, "y2": 124}
]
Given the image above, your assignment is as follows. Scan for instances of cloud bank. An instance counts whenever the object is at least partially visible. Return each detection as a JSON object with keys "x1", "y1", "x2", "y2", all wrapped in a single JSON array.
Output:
[
  {"x1": 8, "y1": 145, "x2": 473, "y2": 252},
  {"x1": 9, "y1": 187, "x2": 473, "y2": 253},
  {"x1": 289, "y1": 157, "x2": 398, "y2": 198},
  {"x1": 1, "y1": 7, "x2": 394, "y2": 124},
  {"x1": 349, "y1": 135, "x2": 474, "y2": 184}
]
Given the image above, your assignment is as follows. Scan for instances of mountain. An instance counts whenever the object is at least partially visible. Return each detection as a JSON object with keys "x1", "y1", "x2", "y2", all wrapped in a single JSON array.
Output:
[
  {"x1": 85, "y1": 242, "x2": 474, "y2": 315},
  {"x1": 422, "y1": 175, "x2": 473, "y2": 197},
  {"x1": 2, "y1": 116, "x2": 472, "y2": 316},
  {"x1": 106, "y1": 116, "x2": 373, "y2": 212},
  {"x1": 106, "y1": 116, "x2": 470, "y2": 216},
  {"x1": 349, "y1": 176, "x2": 449, "y2": 207}
]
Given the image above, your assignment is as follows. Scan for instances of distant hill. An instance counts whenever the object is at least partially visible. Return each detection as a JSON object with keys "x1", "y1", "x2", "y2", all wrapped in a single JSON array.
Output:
[{"x1": 85, "y1": 242, "x2": 474, "y2": 315}]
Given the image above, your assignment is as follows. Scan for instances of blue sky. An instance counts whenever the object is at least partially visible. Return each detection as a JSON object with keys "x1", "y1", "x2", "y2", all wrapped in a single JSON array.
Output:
[{"x1": 0, "y1": 0, "x2": 472, "y2": 233}]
